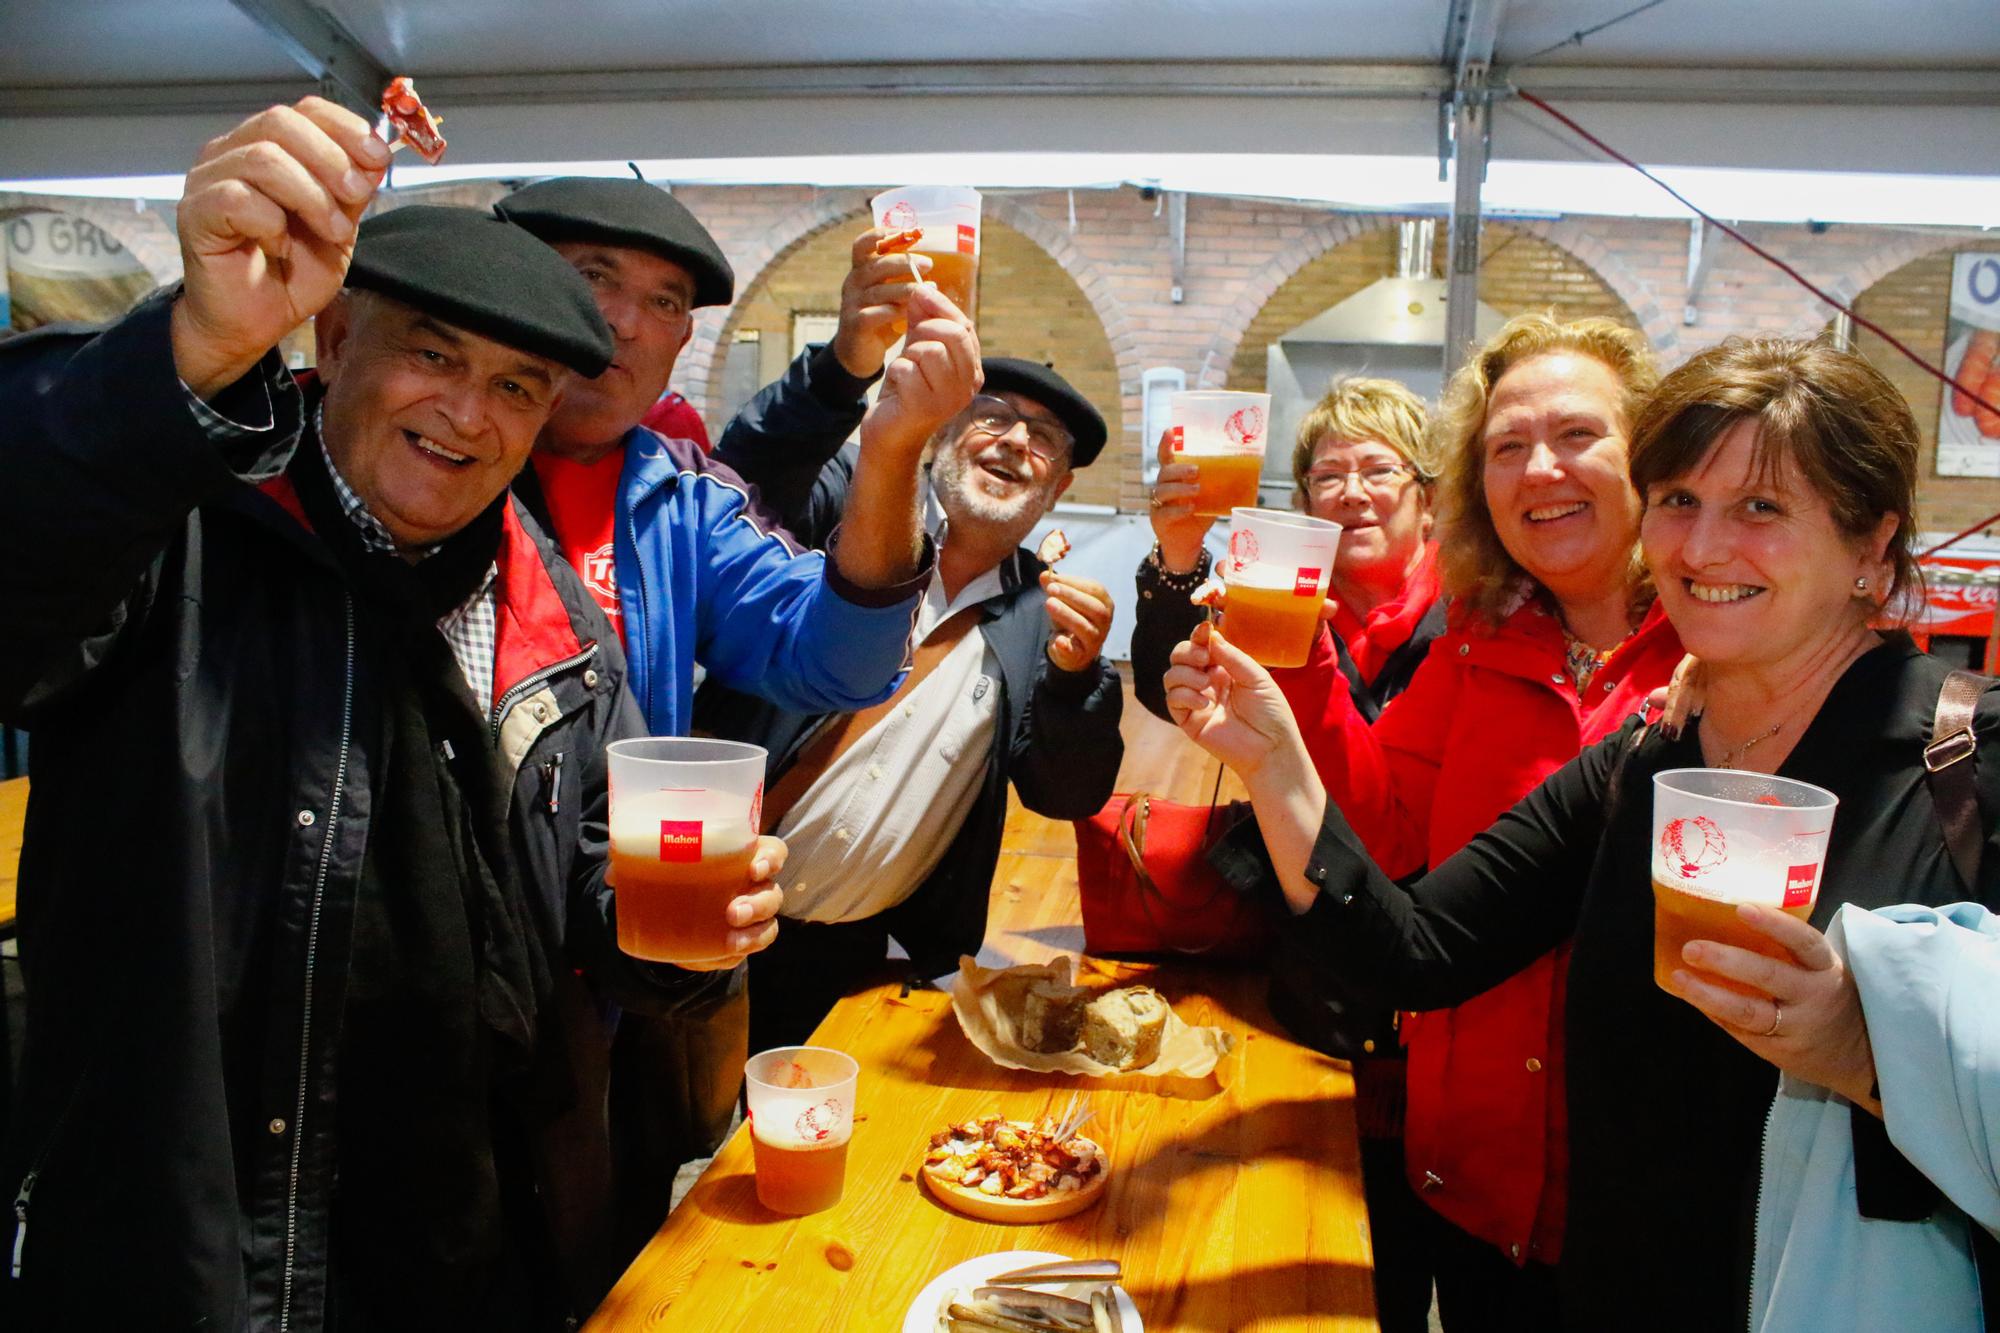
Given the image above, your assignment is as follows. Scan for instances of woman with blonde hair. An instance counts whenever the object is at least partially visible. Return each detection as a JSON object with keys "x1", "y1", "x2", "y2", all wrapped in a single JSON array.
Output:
[
  {"x1": 1134, "y1": 375, "x2": 1446, "y2": 723},
  {"x1": 1254, "y1": 314, "x2": 1686, "y2": 1328}
]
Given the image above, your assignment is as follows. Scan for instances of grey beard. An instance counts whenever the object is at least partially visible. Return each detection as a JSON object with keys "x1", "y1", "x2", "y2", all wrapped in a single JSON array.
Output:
[{"x1": 931, "y1": 450, "x2": 1055, "y2": 546}]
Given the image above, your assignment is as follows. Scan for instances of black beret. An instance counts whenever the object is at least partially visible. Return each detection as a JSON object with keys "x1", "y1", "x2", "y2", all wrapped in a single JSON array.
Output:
[
  {"x1": 346, "y1": 206, "x2": 613, "y2": 376},
  {"x1": 495, "y1": 178, "x2": 736, "y2": 309},
  {"x1": 982, "y1": 357, "x2": 1109, "y2": 468}
]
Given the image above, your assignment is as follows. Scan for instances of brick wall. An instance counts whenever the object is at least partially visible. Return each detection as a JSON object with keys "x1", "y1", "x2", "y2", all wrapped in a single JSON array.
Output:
[{"x1": 11, "y1": 179, "x2": 1985, "y2": 531}]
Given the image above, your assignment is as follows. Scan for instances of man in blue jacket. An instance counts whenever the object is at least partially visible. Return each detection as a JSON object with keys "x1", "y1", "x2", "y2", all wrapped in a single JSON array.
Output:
[{"x1": 496, "y1": 178, "x2": 974, "y2": 736}]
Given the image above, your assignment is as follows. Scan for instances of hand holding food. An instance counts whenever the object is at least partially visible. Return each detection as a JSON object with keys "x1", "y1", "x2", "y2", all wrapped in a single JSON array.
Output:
[{"x1": 170, "y1": 96, "x2": 390, "y2": 397}]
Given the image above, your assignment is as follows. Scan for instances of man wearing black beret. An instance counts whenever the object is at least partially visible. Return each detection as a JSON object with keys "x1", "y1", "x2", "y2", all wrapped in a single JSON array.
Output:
[
  {"x1": 0, "y1": 99, "x2": 785, "y2": 1328},
  {"x1": 701, "y1": 354, "x2": 1126, "y2": 1052}
]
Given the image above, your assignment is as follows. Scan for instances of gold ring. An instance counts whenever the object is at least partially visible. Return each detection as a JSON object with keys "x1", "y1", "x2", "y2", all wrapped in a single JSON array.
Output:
[{"x1": 1761, "y1": 1002, "x2": 1784, "y2": 1038}]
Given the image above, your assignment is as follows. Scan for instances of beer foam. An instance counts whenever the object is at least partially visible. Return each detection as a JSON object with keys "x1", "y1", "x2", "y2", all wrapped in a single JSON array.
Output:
[
  {"x1": 751, "y1": 1092, "x2": 852, "y2": 1148},
  {"x1": 610, "y1": 787, "x2": 755, "y2": 858},
  {"x1": 1225, "y1": 564, "x2": 1325, "y2": 592}
]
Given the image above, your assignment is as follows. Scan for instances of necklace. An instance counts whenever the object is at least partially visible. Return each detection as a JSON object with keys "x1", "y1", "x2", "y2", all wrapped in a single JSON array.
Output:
[{"x1": 1713, "y1": 720, "x2": 1784, "y2": 770}]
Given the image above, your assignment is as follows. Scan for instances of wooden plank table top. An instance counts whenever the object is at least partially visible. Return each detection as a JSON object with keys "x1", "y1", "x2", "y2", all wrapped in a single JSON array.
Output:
[
  {"x1": 587, "y1": 688, "x2": 1376, "y2": 1330},
  {"x1": 0, "y1": 777, "x2": 24, "y2": 933}
]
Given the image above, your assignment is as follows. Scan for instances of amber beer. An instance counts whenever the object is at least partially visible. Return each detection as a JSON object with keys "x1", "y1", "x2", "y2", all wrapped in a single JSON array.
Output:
[
  {"x1": 1652, "y1": 878, "x2": 1813, "y2": 994},
  {"x1": 751, "y1": 1127, "x2": 852, "y2": 1215},
  {"x1": 1186, "y1": 451, "x2": 1265, "y2": 518},
  {"x1": 744, "y1": 1046, "x2": 859, "y2": 1216},
  {"x1": 1220, "y1": 576, "x2": 1324, "y2": 668},
  {"x1": 609, "y1": 786, "x2": 756, "y2": 964},
  {"x1": 898, "y1": 247, "x2": 978, "y2": 318}
]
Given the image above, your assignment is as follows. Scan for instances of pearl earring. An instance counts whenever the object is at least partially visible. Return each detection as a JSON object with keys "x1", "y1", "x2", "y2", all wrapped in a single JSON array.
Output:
[{"x1": 1854, "y1": 576, "x2": 1870, "y2": 594}]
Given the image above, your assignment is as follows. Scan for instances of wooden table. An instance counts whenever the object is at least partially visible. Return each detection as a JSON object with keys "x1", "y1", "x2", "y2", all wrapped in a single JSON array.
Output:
[
  {"x1": 0, "y1": 776, "x2": 23, "y2": 934},
  {"x1": 586, "y1": 692, "x2": 1380, "y2": 1332}
]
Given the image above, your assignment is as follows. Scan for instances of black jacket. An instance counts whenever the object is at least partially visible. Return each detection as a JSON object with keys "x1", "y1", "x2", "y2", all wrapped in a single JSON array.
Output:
[
  {"x1": 1244, "y1": 640, "x2": 2000, "y2": 1329},
  {"x1": 703, "y1": 347, "x2": 1123, "y2": 973},
  {"x1": 0, "y1": 294, "x2": 718, "y2": 1329}
]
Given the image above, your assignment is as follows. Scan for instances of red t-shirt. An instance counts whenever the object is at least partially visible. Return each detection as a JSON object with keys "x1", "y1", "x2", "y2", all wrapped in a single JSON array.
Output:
[
  {"x1": 531, "y1": 451, "x2": 625, "y2": 645},
  {"x1": 639, "y1": 392, "x2": 712, "y2": 452}
]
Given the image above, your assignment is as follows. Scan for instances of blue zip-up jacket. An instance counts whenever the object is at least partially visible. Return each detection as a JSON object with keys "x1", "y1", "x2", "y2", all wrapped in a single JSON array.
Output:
[{"x1": 518, "y1": 414, "x2": 928, "y2": 738}]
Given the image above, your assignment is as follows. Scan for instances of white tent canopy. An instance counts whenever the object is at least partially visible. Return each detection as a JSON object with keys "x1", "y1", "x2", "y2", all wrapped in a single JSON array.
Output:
[{"x1": 3, "y1": 0, "x2": 1996, "y2": 202}]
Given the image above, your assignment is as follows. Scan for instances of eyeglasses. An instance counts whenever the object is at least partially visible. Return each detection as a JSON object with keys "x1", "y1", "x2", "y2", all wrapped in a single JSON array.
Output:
[
  {"x1": 967, "y1": 395, "x2": 1074, "y2": 464},
  {"x1": 1305, "y1": 462, "x2": 1416, "y2": 495}
]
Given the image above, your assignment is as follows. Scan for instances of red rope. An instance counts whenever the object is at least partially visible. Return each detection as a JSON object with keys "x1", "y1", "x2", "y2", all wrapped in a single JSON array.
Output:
[{"x1": 1514, "y1": 89, "x2": 2000, "y2": 559}]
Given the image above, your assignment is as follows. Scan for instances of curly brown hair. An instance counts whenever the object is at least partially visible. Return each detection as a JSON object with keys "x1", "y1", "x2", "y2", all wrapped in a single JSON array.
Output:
[
  {"x1": 1628, "y1": 336, "x2": 1921, "y2": 608},
  {"x1": 1434, "y1": 313, "x2": 1660, "y2": 626},
  {"x1": 1287, "y1": 376, "x2": 1434, "y2": 511}
]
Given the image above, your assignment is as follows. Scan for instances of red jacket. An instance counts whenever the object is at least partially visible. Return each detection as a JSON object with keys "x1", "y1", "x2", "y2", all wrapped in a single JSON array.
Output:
[{"x1": 1275, "y1": 593, "x2": 1684, "y2": 1264}]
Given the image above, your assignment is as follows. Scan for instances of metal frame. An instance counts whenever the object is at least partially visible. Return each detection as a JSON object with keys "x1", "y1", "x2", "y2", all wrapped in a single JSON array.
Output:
[
  {"x1": 1441, "y1": 0, "x2": 1507, "y2": 378},
  {"x1": 4, "y1": 63, "x2": 1993, "y2": 118},
  {"x1": 224, "y1": 0, "x2": 389, "y2": 118}
]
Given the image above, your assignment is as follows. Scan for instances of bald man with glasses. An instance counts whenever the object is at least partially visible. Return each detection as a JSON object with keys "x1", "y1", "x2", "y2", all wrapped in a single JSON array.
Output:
[{"x1": 701, "y1": 357, "x2": 1125, "y2": 1052}]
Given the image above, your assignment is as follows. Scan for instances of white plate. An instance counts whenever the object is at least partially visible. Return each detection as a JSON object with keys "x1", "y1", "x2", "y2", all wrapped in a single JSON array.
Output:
[{"x1": 901, "y1": 1249, "x2": 1144, "y2": 1333}]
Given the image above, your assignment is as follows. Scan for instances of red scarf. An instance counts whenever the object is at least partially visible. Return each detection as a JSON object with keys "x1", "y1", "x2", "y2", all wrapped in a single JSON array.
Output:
[{"x1": 1330, "y1": 542, "x2": 1442, "y2": 684}]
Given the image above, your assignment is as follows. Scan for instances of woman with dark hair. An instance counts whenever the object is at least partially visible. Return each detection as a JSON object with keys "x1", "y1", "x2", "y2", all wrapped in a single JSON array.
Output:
[{"x1": 1167, "y1": 336, "x2": 2000, "y2": 1328}]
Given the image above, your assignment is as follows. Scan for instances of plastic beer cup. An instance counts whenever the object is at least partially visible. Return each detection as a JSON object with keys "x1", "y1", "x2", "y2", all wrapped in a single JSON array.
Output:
[
  {"x1": 870, "y1": 184, "x2": 982, "y2": 318},
  {"x1": 1650, "y1": 768, "x2": 1840, "y2": 994},
  {"x1": 606, "y1": 737, "x2": 766, "y2": 964},
  {"x1": 745, "y1": 1046, "x2": 859, "y2": 1215},
  {"x1": 1217, "y1": 507, "x2": 1340, "y2": 669},
  {"x1": 1170, "y1": 390, "x2": 1272, "y2": 517}
]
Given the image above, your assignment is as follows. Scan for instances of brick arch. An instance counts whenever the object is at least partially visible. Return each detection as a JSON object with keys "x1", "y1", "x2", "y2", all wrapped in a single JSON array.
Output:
[
  {"x1": 684, "y1": 191, "x2": 1142, "y2": 446},
  {"x1": 1504, "y1": 217, "x2": 1675, "y2": 354},
  {"x1": 1831, "y1": 231, "x2": 1996, "y2": 313},
  {"x1": 1202, "y1": 213, "x2": 1669, "y2": 390},
  {"x1": 1196, "y1": 211, "x2": 1395, "y2": 391},
  {"x1": 682, "y1": 191, "x2": 876, "y2": 420},
  {"x1": 0, "y1": 193, "x2": 182, "y2": 285}
]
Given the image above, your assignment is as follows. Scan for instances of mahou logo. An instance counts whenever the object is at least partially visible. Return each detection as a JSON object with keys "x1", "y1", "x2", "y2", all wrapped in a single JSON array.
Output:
[
  {"x1": 1661, "y1": 815, "x2": 1726, "y2": 877},
  {"x1": 658, "y1": 819, "x2": 702, "y2": 863},
  {"x1": 956, "y1": 223, "x2": 976, "y2": 255},
  {"x1": 1783, "y1": 863, "x2": 1818, "y2": 908},
  {"x1": 1293, "y1": 567, "x2": 1319, "y2": 596},
  {"x1": 582, "y1": 541, "x2": 617, "y2": 601}
]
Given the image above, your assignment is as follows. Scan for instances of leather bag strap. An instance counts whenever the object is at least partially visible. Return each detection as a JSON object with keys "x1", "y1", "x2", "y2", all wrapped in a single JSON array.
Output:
[{"x1": 1925, "y1": 668, "x2": 1994, "y2": 890}]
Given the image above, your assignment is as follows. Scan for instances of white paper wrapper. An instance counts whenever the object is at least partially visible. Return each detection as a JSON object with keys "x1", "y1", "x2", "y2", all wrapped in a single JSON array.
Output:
[{"x1": 949, "y1": 955, "x2": 1234, "y2": 1078}]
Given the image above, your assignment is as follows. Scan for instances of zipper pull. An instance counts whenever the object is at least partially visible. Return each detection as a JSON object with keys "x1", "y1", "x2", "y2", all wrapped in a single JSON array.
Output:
[
  {"x1": 12, "y1": 1169, "x2": 36, "y2": 1280},
  {"x1": 545, "y1": 752, "x2": 564, "y2": 816}
]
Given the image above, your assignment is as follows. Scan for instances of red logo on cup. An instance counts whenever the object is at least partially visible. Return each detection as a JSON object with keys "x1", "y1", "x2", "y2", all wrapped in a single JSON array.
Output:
[
  {"x1": 1294, "y1": 568, "x2": 1319, "y2": 596},
  {"x1": 1661, "y1": 815, "x2": 1726, "y2": 877},
  {"x1": 1168, "y1": 425, "x2": 1184, "y2": 453},
  {"x1": 796, "y1": 1097, "x2": 843, "y2": 1143},
  {"x1": 1783, "y1": 864, "x2": 1818, "y2": 907},
  {"x1": 956, "y1": 223, "x2": 976, "y2": 255},
  {"x1": 1227, "y1": 528, "x2": 1261, "y2": 570},
  {"x1": 658, "y1": 819, "x2": 702, "y2": 863},
  {"x1": 750, "y1": 782, "x2": 764, "y2": 834},
  {"x1": 1224, "y1": 405, "x2": 1265, "y2": 447},
  {"x1": 883, "y1": 200, "x2": 917, "y2": 230}
]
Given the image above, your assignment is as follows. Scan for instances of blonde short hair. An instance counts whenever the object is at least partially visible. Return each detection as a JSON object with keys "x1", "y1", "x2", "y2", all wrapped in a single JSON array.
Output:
[
  {"x1": 1434, "y1": 313, "x2": 1659, "y2": 627},
  {"x1": 1288, "y1": 376, "x2": 1434, "y2": 511}
]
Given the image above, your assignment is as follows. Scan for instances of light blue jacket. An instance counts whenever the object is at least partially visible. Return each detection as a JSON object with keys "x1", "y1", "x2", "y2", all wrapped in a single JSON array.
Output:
[
  {"x1": 606, "y1": 424, "x2": 922, "y2": 737},
  {"x1": 1752, "y1": 901, "x2": 2000, "y2": 1332}
]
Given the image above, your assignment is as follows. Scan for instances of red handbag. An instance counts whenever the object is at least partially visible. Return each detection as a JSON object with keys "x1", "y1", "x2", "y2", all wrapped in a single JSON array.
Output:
[{"x1": 1072, "y1": 793, "x2": 1271, "y2": 960}]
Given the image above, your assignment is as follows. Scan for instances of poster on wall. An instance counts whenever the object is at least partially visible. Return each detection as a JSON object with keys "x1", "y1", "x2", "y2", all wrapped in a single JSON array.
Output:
[{"x1": 1938, "y1": 252, "x2": 2000, "y2": 478}]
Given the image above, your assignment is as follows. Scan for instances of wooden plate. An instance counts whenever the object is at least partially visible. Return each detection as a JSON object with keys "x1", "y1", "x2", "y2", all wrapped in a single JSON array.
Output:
[{"x1": 919, "y1": 1135, "x2": 1109, "y2": 1224}]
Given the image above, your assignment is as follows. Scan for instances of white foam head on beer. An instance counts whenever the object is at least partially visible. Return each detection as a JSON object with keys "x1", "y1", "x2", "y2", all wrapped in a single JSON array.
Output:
[
  {"x1": 751, "y1": 1091, "x2": 852, "y2": 1148},
  {"x1": 610, "y1": 787, "x2": 755, "y2": 860},
  {"x1": 1653, "y1": 826, "x2": 1823, "y2": 905}
]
